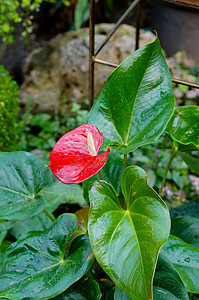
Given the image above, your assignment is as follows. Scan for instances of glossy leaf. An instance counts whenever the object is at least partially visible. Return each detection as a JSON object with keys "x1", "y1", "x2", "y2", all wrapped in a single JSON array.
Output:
[
  {"x1": 114, "y1": 254, "x2": 189, "y2": 300},
  {"x1": 86, "y1": 37, "x2": 175, "y2": 154},
  {"x1": 88, "y1": 165, "x2": 170, "y2": 300},
  {"x1": 0, "y1": 221, "x2": 13, "y2": 246},
  {"x1": 0, "y1": 152, "x2": 56, "y2": 221},
  {"x1": 75, "y1": 207, "x2": 89, "y2": 235},
  {"x1": 0, "y1": 214, "x2": 93, "y2": 299},
  {"x1": 165, "y1": 106, "x2": 199, "y2": 151},
  {"x1": 53, "y1": 279, "x2": 101, "y2": 300},
  {"x1": 10, "y1": 212, "x2": 52, "y2": 239},
  {"x1": 49, "y1": 124, "x2": 110, "y2": 184},
  {"x1": 100, "y1": 280, "x2": 115, "y2": 300},
  {"x1": 170, "y1": 200, "x2": 199, "y2": 219},
  {"x1": 83, "y1": 148, "x2": 125, "y2": 201},
  {"x1": 171, "y1": 216, "x2": 199, "y2": 248},
  {"x1": 0, "y1": 241, "x2": 11, "y2": 271},
  {"x1": 161, "y1": 235, "x2": 199, "y2": 293},
  {"x1": 153, "y1": 254, "x2": 189, "y2": 300},
  {"x1": 114, "y1": 287, "x2": 132, "y2": 300},
  {"x1": 41, "y1": 181, "x2": 87, "y2": 212},
  {"x1": 179, "y1": 153, "x2": 199, "y2": 175}
]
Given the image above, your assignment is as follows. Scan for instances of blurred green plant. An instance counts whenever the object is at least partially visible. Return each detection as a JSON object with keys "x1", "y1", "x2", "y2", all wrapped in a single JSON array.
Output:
[
  {"x1": 18, "y1": 102, "x2": 88, "y2": 156},
  {"x1": 166, "y1": 52, "x2": 199, "y2": 105},
  {"x1": 0, "y1": 65, "x2": 19, "y2": 151},
  {"x1": 0, "y1": 0, "x2": 70, "y2": 44}
]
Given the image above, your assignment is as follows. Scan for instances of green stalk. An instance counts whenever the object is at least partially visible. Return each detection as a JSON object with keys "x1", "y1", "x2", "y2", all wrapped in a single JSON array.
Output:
[
  {"x1": 123, "y1": 153, "x2": 128, "y2": 169},
  {"x1": 159, "y1": 150, "x2": 178, "y2": 197},
  {"x1": 43, "y1": 208, "x2": 55, "y2": 222}
]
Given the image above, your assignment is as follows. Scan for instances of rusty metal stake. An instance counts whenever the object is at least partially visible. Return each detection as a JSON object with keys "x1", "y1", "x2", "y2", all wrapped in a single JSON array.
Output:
[
  {"x1": 94, "y1": 0, "x2": 141, "y2": 57},
  {"x1": 135, "y1": 0, "x2": 142, "y2": 50},
  {"x1": 89, "y1": 0, "x2": 95, "y2": 108}
]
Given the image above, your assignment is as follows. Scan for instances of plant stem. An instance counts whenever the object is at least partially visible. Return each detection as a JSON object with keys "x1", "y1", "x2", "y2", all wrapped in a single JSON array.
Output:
[
  {"x1": 43, "y1": 208, "x2": 55, "y2": 222},
  {"x1": 94, "y1": 258, "x2": 100, "y2": 282},
  {"x1": 159, "y1": 150, "x2": 178, "y2": 197},
  {"x1": 123, "y1": 153, "x2": 127, "y2": 169},
  {"x1": 98, "y1": 170, "x2": 103, "y2": 180},
  {"x1": 100, "y1": 278, "x2": 115, "y2": 286}
]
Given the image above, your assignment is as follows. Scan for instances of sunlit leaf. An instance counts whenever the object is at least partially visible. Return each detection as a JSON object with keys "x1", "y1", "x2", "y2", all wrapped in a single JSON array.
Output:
[
  {"x1": 83, "y1": 148, "x2": 125, "y2": 201},
  {"x1": 88, "y1": 165, "x2": 170, "y2": 299},
  {"x1": 87, "y1": 37, "x2": 175, "y2": 154},
  {"x1": 53, "y1": 279, "x2": 101, "y2": 299},
  {"x1": 165, "y1": 106, "x2": 199, "y2": 151},
  {"x1": 0, "y1": 214, "x2": 93, "y2": 299},
  {"x1": 0, "y1": 152, "x2": 56, "y2": 221},
  {"x1": 170, "y1": 200, "x2": 199, "y2": 219},
  {"x1": 42, "y1": 181, "x2": 87, "y2": 212},
  {"x1": 171, "y1": 216, "x2": 199, "y2": 248},
  {"x1": 161, "y1": 235, "x2": 199, "y2": 293},
  {"x1": 178, "y1": 153, "x2": 199, "y2": 175}
]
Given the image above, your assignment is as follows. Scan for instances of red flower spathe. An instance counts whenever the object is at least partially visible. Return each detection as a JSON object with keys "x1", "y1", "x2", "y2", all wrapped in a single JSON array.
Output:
[{"x1": 48, "y1": 124, "x2": 110, "y2": 184}]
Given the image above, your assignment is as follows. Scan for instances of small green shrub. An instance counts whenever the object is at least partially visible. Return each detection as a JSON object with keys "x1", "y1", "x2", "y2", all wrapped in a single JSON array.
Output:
[{"x1": 0, "y1": 65, "x2": 19, "y2": 151}]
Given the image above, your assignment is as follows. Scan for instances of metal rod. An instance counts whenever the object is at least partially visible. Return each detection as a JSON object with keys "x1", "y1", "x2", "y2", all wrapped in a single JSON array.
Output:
[
  {"x1": 89, "y1": 0, "x2": 95, "y2": 108},
  {"x1": 94, "y1": 58, "x2": 199, "y2": 90},
  {"x1": 135, "y1": 0, "x2": 142, "y2": 50},
  {"x1": 94, "y1": 0, "x2": 141, "y2": 56},
  {"x1": 172, "y1": 78, "x2": 199, "y2": 89},
  {"x1": 93, "y1": 58, "x2": 118, "y2": 68}
]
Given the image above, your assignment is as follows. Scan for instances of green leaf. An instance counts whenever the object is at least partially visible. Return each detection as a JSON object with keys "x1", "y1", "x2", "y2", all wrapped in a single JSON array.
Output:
[
  {"x1": 75, "y1": 207, "x2": 89, "y2": 235},
  {"x1": 10, "y1": 212, "x2": 52, "y2": 239},
  {"x1": 41, "y1": 181, "x2": 87, "y2": 212},
  {"x1": 161, "y1": 235, "x2": 199, "y2": 293},
  {"x1": 170, "y1": 200, "x2": 199, "y2": 219},
  {"x1": 114, "y1": 286, "x2": 132, "y2": 299},
  {"x1": 74, "y1": 0, "x2": 89, "y2": 29},
  {"x1": 0, "y1": 214, "x2": 94, "y2": 299},
  {"x1": 153, "y1": 254, "x2": 189, "y2": 300},
  {"x1": 66, "y1": 207, "x2": 90, "y2": 252},
  {"x1": 0, "y1": 221, "x2": 13, "y2": 246},
  {"x1": 88, "y1": 165, "x2": 170, "y2": 300},
  {"x1": 86, "y1": 37, "x2": 175, "y2": 154},
  {"x1": 171, "y1": 216, "x2": 199, "y2": 248},
  {"x1": 83, "y1": 148, "x2": 125, "y2": 201},
  {"x1": 0, "y1": 241, "x2": 12, "y2": 271},
  {"x1": 178, "y1": 153, "x2": 199, "y2": 174},
  {"x1": 165, "y1": 106, "x2": 199, "y2": 151},
  {"x1": 114, "y1": 254, "x2": 189, "y2": 300},
  {"x1": 0, "y1": 151, "x2": 56, "y2": 221},
  {"x1": 53, "y1": 279, "x2": 102, "y2": 299}
]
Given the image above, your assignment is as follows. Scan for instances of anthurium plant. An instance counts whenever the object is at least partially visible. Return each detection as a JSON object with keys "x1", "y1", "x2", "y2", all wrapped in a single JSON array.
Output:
[{"x1": 0, "y1": 37, "x2": 199, "y2": 300}]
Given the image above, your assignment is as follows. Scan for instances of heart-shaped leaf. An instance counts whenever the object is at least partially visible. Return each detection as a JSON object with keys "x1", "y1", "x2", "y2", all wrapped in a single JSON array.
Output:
[
  {"x1": 53, "y1": 279, "x2": 101, "y2": 300},
  {"x1": 88, "y1": 165, "x2": 170, "y2": 300},
  {"x1": 0, "y1": 221, "x2": 13, "y2": 246},
  {"x1": 165, "y1": 106, "x2": 199, "y2": 151},
  {"x1": 171, "y1": 216, "x2": 199, "y2": 248},
  {"x1": 178, "y1": 153, "x2": 199, "y2": 175},
  {"x1": 41, "y1": 181, "x2": 87, "y2": 212},
  {"x1": 0, "y1": 241, "x2": 11, "y2": 271},
  {"x1": 86, "y1": 37, "x2": 175, "y2": 154},
  {"x1": 170, "y1": 200, "x2": 199, "y2": 219},
  {"x1": 83, "y1": 148, "x2": 125, "y2": 201},
  {"x1": 10, "y1": 212, "x2": 53, "y2": 239},
  {"x1": 0, "y1": 152, "x2": 56, "y2": 221},
  {"x1": 0, "y1": 214, "x2": 93, "y2": 299},
  {"x1": 114, "y1": 254, "x2": 189, "y2": 300},
  {"x1": 161, "y1": 235, "x2": 199, "y2": 293},
  {"x1": 153, "y1": 254, "x2": 189, "y2": 300}
]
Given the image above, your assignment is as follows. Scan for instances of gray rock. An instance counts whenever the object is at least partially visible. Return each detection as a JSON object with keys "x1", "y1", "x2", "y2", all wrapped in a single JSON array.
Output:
[{"x1": 20, "y1": 24, "x2": 155, "y2": 113}]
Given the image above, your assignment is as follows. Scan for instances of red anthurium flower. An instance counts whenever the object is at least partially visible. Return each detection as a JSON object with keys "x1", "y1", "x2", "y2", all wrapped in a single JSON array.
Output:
[{"x1": 48, "y1": 124, "x2": 110, "y2": 184}]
